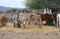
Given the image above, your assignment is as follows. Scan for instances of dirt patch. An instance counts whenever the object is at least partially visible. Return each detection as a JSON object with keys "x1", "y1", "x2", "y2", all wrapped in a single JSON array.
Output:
[{"x1": 0, "y1": 23, "x2": 60, "y2": 39}]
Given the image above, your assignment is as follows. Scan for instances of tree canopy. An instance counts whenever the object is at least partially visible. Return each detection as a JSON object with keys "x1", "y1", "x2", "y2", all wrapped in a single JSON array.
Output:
[{"x1": 25, "y1": 0, "x2": 60, "y2": 9}]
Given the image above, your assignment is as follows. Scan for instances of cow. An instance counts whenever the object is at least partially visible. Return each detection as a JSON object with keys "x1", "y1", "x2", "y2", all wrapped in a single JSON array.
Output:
[
  {"x1": 18, "y1": 13, "x2": 26, "y2": 28},
  {"x1": 37, "y1": 13, "x2": 55, "y2": 25},
  {"x1": 12, "y1": 13, "x2": 21, "y2": 28},
  {"x1": 29, "y1": 13, "x2": 37, "y2": 25},
  {"x1": 29, "y1": 13, "x2": 42, "y2": 28},
  {"x1": 1, "y1": 15, "x2": 7, "y2": 26},
  {"x1": 57, "y1": 13, "x2": 60, "y2": 27}
]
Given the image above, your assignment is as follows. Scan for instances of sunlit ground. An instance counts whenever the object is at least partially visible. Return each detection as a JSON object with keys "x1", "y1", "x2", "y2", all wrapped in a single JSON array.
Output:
[
  {"x1": 0, "y1": 23, "x2": 60, "y2": 39},
  {"x1": 0, "y1": 22, "x2": 60, "y2": 33}
]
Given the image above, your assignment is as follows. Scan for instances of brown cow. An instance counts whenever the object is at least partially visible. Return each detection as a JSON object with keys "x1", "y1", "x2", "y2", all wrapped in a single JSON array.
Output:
[
  {"x1": 29, "y1": 13, "x2": 37, "y2": 25},
  {"x1": 41, "y1": 14, "x2": 54, "y2": 21},
  {"x1": 37, "y1": 13, "x2": 54, "y2": 25},
  {"x1": 29, "y1": 13, "x2": 42, "y2": 28},
  {"x1": 1, "y1": 15, "x2": 7, "y2": 26}
]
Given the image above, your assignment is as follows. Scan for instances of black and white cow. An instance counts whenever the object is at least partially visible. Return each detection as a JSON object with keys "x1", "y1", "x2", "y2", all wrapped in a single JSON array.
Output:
[{"x1": 12, "y1": 13, "x2": 21, "y2": 28}]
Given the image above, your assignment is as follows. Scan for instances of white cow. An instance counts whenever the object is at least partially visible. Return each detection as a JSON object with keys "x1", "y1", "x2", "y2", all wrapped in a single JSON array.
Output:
[{"x1": 57, "y1": 13, "x2": 60, "y2": 27}]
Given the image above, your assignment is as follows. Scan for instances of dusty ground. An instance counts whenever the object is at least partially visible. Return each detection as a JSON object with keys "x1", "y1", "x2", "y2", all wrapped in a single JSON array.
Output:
[{"x1": 0, "y1": 23, "x2": 60, "y2": 39}]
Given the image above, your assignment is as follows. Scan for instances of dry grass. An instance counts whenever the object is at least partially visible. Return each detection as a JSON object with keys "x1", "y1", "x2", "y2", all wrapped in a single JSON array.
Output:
[
  {"x1": 0, "y1": 23, "x2": 60, "y2": 33},
  {"x1": 0, "y1": 23, "x2": 60, "y2": 39}
]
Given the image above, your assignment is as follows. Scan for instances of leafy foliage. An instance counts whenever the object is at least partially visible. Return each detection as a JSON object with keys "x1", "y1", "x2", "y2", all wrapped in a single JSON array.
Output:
[
  {"x1": 25, "y1": 0, "x2": 60, "y2": 9},
  {"x1": 6, "y1": 8, "x2": 17, "y2": 13},
  {"x1": 6, "y1": 8, "x2": 32, "y2": 13}
]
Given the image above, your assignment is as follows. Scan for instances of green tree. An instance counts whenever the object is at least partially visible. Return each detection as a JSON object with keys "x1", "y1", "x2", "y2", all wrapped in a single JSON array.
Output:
[
  {"x1": 0, "y1": 11, "x2": 4, "y2": 13},
  {"x1": 25, "y1": 0, "x2": 60, "y2": 13},
  {"x1": 6, "y1": 8, "x2": 17, "y2": 13}
]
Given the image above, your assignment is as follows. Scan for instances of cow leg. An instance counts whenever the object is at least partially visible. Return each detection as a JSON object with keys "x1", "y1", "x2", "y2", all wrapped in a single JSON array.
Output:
[
  {"x1": 34, "y1": 20, "x2": 37, "y2": 25},
  {"x1": 0, "y1": 23, "x2": 2, "y2": 27},
  {"x1": 53, "y1": 20, "x2": 56, "y2": 25},
  {"x1": 18, "y1": 21, "x2": 21, "y2": 28},
  {"x1": 23, "y1": 22, "x2": 26, "y2": 29},
  {"x1": 1, "y1": 22, "x2": 6, "y2": 26},
  {"x1": 57, "y1": 17, "x2": 59, "y2": 27},
  {"x1": 37, "y1": 21, "x2": 42, "y2": 28},
  {"x1": 58, "y1": 17, "x2": 60, "y2": 27},
  {"x1": 17, "y1": 23, "x2": 20, "y2": 28},
  {"x1": 14, "y1": 22, "x2": 15, "y2": 27},
  {"x1": 28, "y1": 21, "x2": 30, "y2": 25},
  {"x1": 35, "y1": 22, "x2": 37, "y2": 25},
  {"x1": 28, "y1": 21, "x2": 32, "y2": 25},
  {"x1": 58, "y1": 18, "x2": 59, "y2": 27},
  {"x1": 14, "y1": 22, "x2": 17, "y2": 27},
  {"x1": 23, "y1": 25, "x2": 25, "y2": 29},
  {"x1": 38, "y1": 23, "x2": 42, "y2": 28}
]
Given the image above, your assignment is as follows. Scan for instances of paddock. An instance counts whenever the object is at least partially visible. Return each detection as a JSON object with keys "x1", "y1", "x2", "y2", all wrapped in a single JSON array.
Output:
[
  {"x1": 0, "y1": 13, "x2": 60, "y2": 39},
  {"x1": 0, "y1": 23, "x2": 60, "y2": 39}
]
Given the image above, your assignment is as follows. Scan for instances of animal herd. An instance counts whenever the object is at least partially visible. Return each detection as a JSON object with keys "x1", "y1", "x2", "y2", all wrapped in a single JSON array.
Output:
[{"x1": 0, "y1": 12, "x2": 60, "y2": 28}]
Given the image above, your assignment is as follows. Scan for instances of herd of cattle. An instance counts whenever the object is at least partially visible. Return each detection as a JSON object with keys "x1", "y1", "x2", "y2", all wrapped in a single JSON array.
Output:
[{"x1": 0, "y1": 12, "x2": 60, "y2": 28}]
